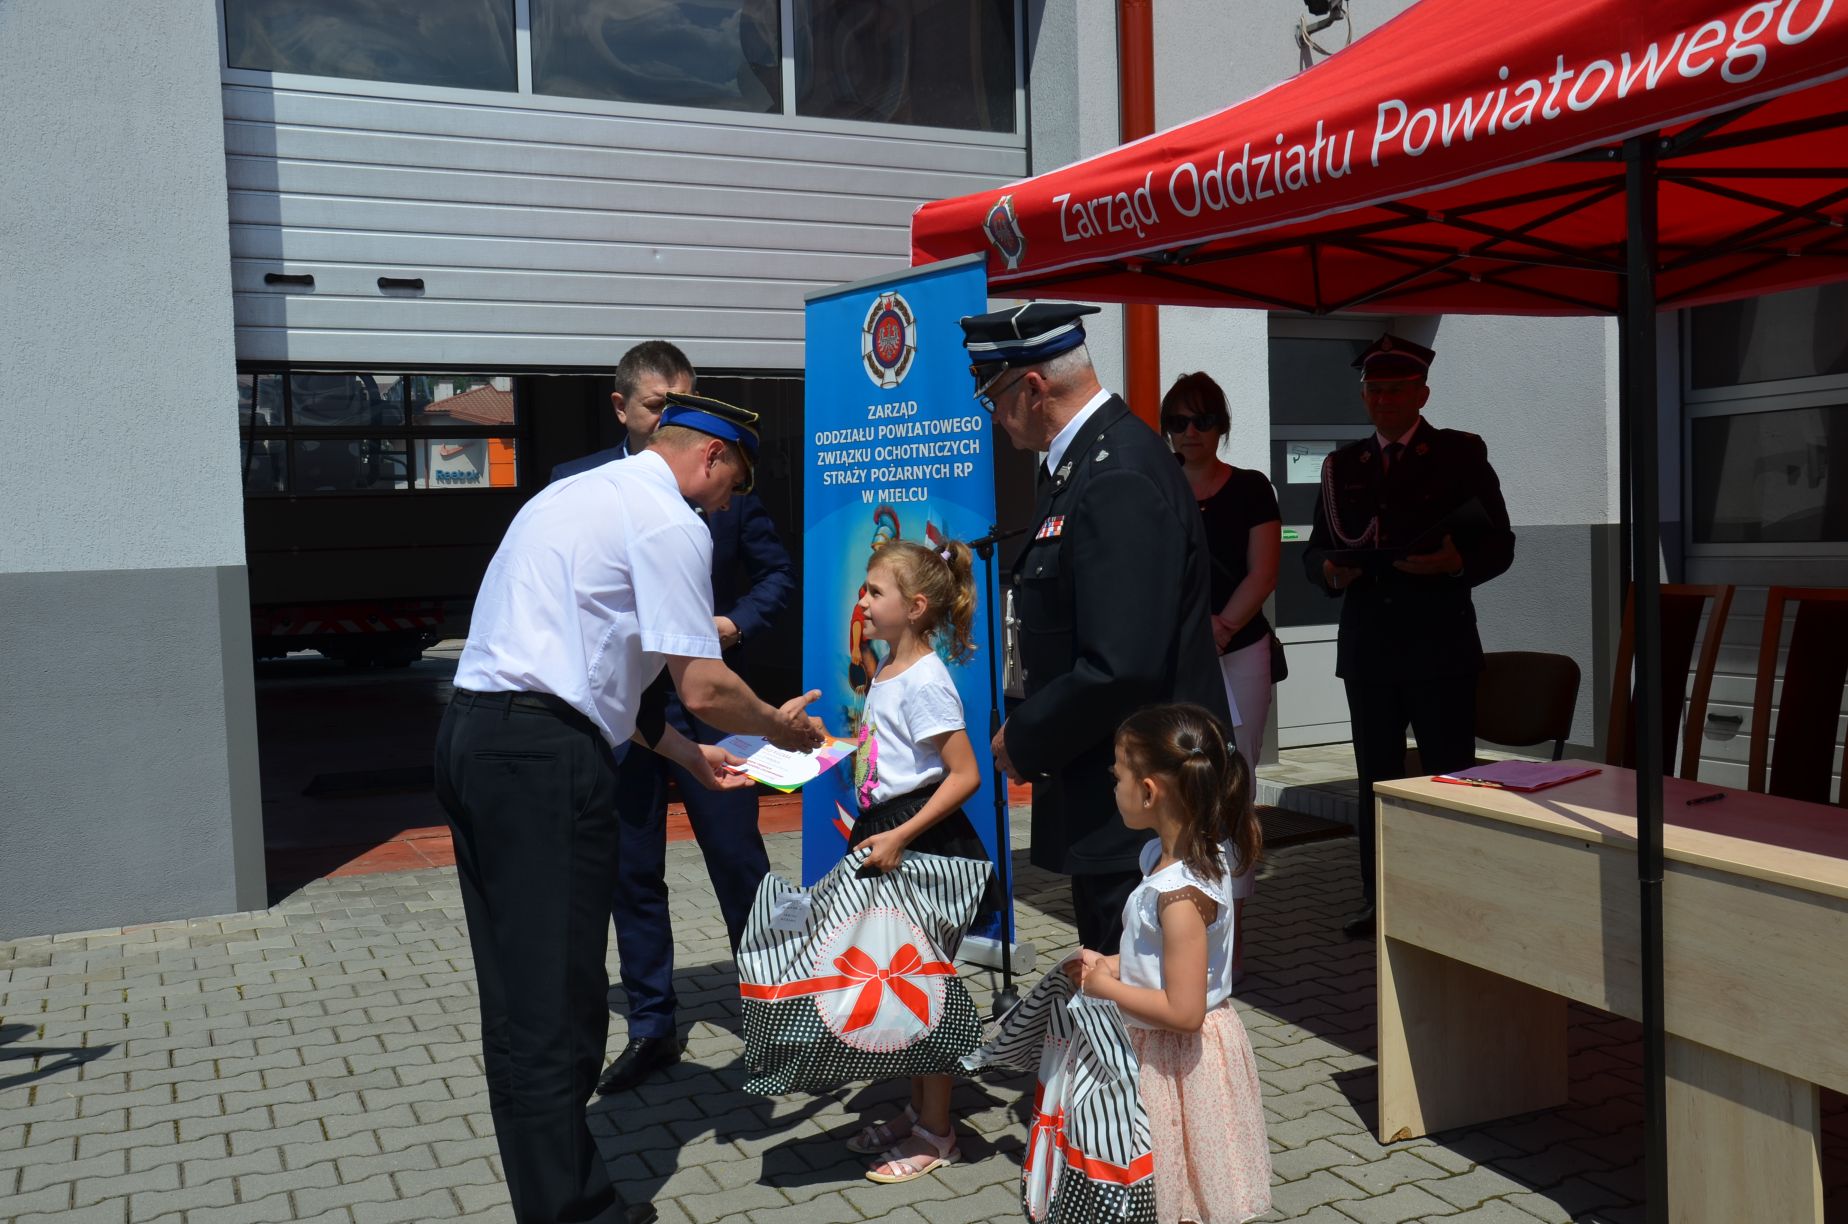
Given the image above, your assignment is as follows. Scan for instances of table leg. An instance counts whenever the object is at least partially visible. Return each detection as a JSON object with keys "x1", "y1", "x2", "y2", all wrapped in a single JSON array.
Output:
[
  {"x1": 1377, "y1": 936, "x2": 1568, "y2": 1143},
  {"x1": 1667, "y1": 1036, "x2": 1822, "y2": 1223}
]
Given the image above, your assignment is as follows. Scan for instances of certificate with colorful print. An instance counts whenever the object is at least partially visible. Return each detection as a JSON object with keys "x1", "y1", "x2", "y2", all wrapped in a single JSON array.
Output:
[{"x1": 716, "y1": 735, "x2": 853, "y2": 792}]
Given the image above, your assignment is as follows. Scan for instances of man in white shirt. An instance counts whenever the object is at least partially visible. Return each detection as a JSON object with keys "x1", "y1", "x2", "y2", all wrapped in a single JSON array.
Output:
[{"x1": 436, "y1": 393, "x2": 823, "y2": 1224}]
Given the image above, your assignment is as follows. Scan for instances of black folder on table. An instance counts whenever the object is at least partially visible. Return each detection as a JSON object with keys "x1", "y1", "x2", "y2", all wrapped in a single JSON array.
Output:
[{"x1": 1321, "y1": 497, "x2": 1494, "y2": 572}]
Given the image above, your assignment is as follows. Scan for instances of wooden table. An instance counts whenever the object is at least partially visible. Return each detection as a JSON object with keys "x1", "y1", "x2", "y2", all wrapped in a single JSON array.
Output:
[{"x1": 1372, "y1": 768, "x2": 1848, "y2": 1222}]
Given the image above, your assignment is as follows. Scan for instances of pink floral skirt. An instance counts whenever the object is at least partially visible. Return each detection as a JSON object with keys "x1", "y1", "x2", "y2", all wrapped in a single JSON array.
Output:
[{"x1": 1128, "y1": 1005, "x2": 1273, "y2": 1224}]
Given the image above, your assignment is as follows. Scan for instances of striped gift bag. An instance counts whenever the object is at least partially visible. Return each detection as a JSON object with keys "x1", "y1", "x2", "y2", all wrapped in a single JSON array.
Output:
[
  {"x1": 737, "y1": 847, "x2": 989, "y2": 1095},
  {"x1": 964, "y1": 961, "x2": 1157, "y2": 1224}
]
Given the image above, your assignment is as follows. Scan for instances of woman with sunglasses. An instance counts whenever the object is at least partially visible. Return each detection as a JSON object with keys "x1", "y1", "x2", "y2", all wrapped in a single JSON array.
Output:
[
  {"x1": 1162, "y1": 373, "x2": 1279, "y2": 983},
  {"x1": 1160, "y1": 372, "x2": 1282, "y2": 771}
]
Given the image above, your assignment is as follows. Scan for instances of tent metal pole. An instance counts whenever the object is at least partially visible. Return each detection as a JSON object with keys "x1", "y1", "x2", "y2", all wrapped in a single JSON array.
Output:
[{"x1": 1623, "y1": 131, "x2": 1669, "y2": 1224}]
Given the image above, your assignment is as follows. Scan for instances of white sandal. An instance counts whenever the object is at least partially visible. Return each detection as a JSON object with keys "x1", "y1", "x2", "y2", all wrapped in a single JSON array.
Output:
[
  {"x1": 864, "y1": 1123, "x2": 959, "y2": 1184},
  {"x1": 845, "y1": 1104, "x2": 917, "y2": 1154}
]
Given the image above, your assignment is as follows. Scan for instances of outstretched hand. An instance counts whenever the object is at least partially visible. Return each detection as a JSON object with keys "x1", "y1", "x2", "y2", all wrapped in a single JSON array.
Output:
[
  {"x1": 769, "y1": 689, "x2": 827, "y2": 752},
  {"x1": 689, "y1": 744, "x2": 755, "y2": 791}
]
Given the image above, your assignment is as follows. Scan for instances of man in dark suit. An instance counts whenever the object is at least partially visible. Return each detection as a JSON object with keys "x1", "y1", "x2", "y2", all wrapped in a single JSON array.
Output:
[
  {"x1": 550, "y1": 341, "x2": 795, "y2": 1093},
  {"x1": 962, "y1": 304, "x2": 1231, "y2": 954},
  {"x1": 1304, "y1": 335, "x2": 1516, "y2": 939}
]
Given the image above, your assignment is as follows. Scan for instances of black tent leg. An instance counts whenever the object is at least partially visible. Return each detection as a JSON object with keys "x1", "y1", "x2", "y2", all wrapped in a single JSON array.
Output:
[{"x1": 1623, "y1": 131, "x2": 1669, "y2": 1224}]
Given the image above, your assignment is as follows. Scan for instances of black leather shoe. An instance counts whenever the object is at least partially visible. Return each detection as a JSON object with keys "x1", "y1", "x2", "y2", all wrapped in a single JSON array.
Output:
[
  {"x1": 1342, "y1": 905, "x2": 1377, "y2": 939},
  {"x1": 624, "y1": 1203, "x2": 658, "y2": 1224},
  {"x1": 595, "y1": 1036, "x2": 681, "y2": 1095}
]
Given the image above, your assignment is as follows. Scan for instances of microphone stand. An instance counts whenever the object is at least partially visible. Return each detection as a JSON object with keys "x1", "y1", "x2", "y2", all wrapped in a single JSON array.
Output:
[{"x1": 970, "y1": 521, "x2": 1030, "y2": 1019}]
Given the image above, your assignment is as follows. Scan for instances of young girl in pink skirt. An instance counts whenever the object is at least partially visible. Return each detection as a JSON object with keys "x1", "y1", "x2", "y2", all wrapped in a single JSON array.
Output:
[{"x1": 1072, "y1": 703, "x2": 1273, "y2": 1222}]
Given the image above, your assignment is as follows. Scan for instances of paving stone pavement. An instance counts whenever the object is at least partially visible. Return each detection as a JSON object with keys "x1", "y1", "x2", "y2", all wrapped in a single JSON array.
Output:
[{"x1": 6, "y1": 812, "x2": 1842, "y2": 1223}]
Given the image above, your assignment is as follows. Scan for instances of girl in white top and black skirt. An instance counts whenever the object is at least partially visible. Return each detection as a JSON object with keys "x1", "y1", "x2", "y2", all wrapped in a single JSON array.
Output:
[
  {"x1": 1071, "y1": 703, "x2": 1272, "y2": 1223},
  {"x1": 839, "y1": 538, "x2": 998, "y2": 1186}
]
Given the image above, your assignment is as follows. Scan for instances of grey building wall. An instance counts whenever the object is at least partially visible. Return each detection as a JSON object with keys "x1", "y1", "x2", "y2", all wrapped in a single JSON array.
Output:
[
  {"x1": 223, "y1": 32, "x2": 1029, "y2": 370},
  {"x1": 1150, "y1": 0, "x2": 1621, "y2": 752},
  {"x1": 0, "y1": 1, "x2": 263, "y2": 936}
]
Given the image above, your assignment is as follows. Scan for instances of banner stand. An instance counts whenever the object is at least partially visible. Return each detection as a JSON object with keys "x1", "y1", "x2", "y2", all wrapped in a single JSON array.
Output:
[{"x1": 958, "y1": 934, "x2": 1037, "y2": 979}]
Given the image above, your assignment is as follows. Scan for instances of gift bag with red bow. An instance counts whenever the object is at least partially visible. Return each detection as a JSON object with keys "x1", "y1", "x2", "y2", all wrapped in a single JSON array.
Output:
[
  {"x1": 963, "y1": 960, "x2": 1156, "y2": 1224},
  {"x1": 737, "y1": 847, "x2": 989, "y2": 1095}
]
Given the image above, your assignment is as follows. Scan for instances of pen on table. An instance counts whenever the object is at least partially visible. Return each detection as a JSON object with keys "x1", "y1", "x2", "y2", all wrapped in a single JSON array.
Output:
[{"x1": 1684, "y1": 791, "x2": 1726, "y2": 806}]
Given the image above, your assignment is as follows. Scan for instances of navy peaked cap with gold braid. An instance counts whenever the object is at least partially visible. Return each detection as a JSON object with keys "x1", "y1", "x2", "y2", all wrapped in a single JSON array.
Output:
[
  {"x1": 959, "y1": 302, "x2": 1101, "y2": 367},
  {"x1": 1353, "y1": 333, "x2": 1436, "y2": 380}
]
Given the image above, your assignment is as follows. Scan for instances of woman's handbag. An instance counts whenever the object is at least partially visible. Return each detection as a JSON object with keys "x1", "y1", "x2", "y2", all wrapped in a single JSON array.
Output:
[
  {"x1": 737, "y1": 847, "x2": 989, "y2": 1095},
  {"x1": 963, "y1": 961, "x2": 1157, "y2": 1223},
  {"x1": 1268, "y1": 632, "x2": 1289, "y2": 683}
]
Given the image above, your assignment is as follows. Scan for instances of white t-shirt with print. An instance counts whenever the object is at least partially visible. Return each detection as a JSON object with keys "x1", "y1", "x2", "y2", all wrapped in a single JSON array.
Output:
[
  {"x1": 851, "y1": 651, "x2": 966, "y2": 811},
  {"x1": 1115, "y1": 838, "x2": 1250, "y2": 1028}
]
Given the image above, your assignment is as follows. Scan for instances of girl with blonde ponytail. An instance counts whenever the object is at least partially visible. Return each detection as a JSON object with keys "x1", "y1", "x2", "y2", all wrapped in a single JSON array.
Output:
[{"x1": 841, "y1": 535, "x2": 995, "y2": 1186}]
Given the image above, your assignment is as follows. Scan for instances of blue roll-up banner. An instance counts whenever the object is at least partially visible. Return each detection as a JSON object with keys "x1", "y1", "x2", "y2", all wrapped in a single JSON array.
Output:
[{"x1": 801, "y1": 254, "x2": 1012, "y2": 945}]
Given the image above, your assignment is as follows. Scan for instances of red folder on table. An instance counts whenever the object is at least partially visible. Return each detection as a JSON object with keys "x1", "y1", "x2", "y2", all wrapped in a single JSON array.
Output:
[{"x1": 1434, "y1": 760, "x2": 1601, "y2": 793}]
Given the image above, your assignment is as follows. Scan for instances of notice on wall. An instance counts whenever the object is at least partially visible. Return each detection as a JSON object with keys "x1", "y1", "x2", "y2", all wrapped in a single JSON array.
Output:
[{"x1": 1286, "y1": 440, "x2": 1338, "y2": 484}]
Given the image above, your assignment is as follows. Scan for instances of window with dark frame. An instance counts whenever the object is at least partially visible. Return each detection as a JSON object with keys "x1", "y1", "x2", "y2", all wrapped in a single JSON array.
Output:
[
  {"x1": 237, "y1": 371, "x2": 522, "y2": 495},
  {"x1": 531, "y1": 0, "x2": 782, "y2": 113},
  {"x1": 223, "y1": 0, "x2": 519, "y2": 91},
  {"x1": 224, "y1": 0, "x2": 1021, "y2": 134}
]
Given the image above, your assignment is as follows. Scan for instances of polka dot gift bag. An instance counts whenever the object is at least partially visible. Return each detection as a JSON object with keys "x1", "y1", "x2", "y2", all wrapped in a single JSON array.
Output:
[
  {"x1": 963, "y1": 959, "x2": 1157, "y2": 1224},
  {"x1": 737, "y1": 846, "x2": 989, "y2": 1094}
]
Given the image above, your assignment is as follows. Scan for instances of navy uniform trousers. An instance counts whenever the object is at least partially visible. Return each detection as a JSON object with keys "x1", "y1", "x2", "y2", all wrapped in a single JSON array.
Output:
[
  {"x1": 611, "y1": 698, "x2": 770, "y2": 1039},
  {"x1": 434, "y1": 690, "x2": 635, "y2": 1224}
]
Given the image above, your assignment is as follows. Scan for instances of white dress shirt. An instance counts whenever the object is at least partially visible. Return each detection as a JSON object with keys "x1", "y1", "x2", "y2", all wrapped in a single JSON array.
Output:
[
  {"x1": 1044, "y1": 387, "x2": 1114, "y2": 476},
  {"x1": 455, "y1": 449, "x2": 721, "y2": 747}
]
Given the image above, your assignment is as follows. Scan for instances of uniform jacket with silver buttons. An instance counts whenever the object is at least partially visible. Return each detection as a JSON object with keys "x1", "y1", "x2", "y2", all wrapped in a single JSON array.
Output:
[
  {"x1": 1005, "y1": 395, "x2": 1231, "y2": 876},
  {"x1": 1303, "y1": 419, "x2": 1516, "y2": 682}
]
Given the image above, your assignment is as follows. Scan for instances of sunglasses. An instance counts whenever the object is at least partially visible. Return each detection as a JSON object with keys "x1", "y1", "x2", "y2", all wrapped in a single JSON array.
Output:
[{"x1": 1161, "y1": 413, "x2": 1222, "y2": 434}]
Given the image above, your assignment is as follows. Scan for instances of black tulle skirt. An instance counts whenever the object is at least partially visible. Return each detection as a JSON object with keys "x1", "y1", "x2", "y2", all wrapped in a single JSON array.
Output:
[{"x1": 850, "y1": 785, "x2": 1005, "y2": 923}]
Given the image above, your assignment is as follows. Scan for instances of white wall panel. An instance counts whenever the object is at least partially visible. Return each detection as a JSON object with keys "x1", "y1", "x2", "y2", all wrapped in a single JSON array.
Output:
[{"x1": 224, "y1": 84, "x2": 1027, "y2": 369}]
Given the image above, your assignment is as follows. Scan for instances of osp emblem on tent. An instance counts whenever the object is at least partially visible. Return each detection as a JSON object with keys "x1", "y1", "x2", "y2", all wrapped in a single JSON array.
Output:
[
  {"x1": 984, "y1": 193, "x2": 1026, "y2": 271},
  {"x1": 862, "y1": 291, "x2": 917, "y2": 388}
]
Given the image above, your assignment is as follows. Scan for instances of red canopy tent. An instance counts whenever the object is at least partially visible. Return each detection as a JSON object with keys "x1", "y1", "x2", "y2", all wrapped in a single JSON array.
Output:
[
  {"x1": 912, "y1": 1, "x2": 1848, "y2": 1216},
  {"x1": 913, "y1": 0, "x2": 1848, "y2": 316}
]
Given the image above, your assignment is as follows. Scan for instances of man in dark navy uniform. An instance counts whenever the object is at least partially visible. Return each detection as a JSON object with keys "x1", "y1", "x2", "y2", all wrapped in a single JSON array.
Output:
[
  {"x1": 962, "y1": 304, "x2": 1230, "y2": 954},
  {"x1": 1304, "y1": 335, "x2": 1516, "y2": 939},
  {"x1": 551, "y1": 341, "x2": 794, "y2": 1093}
]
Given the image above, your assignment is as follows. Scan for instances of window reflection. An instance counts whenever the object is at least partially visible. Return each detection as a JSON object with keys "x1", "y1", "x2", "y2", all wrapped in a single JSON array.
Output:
[
  {"x1": 1692, "y1": 405, "x2": 1848, "y2": 543},
  {"x1": 224, "y1": 0, "x2": 517, "y2": 91},
  {"x1": 795, "y1": 0, "x2": 1015, "y2": 131},
  {"x1": 532, "y1": 0, "x2": 780, "y2": 112},
  {"x1": 291, "y1": 439, "x2": 412, "y2": 492},
  {"x1": 239, "y1": 373, "x2": 285, "y2": 429},
  {"x1": 291, "y1": 373, "x2": 405, "y2": 428},
  {"x1": 242, "y1": 439, "x2": 288, "y2": 494},
  {"x1": 421, "y1": 438, "x2": 519, "y2": 489},
  {"x1": 1690, "y1": 283, "x2": 1848, "y2": 389},
  {"x1": 410, "y1": 376, "x2": 515, "y2": 428}
]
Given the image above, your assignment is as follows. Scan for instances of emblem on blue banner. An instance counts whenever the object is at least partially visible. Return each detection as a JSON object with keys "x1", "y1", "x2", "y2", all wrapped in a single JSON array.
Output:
[{"x1": 862, "y1": 291, "x2": 917, "y2": 389}]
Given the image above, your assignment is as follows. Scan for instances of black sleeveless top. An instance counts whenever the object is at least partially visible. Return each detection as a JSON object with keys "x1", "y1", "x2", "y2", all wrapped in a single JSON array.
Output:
[{"x1": 1196, "y1": 467, "x2": 1281, "y2": 655}]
